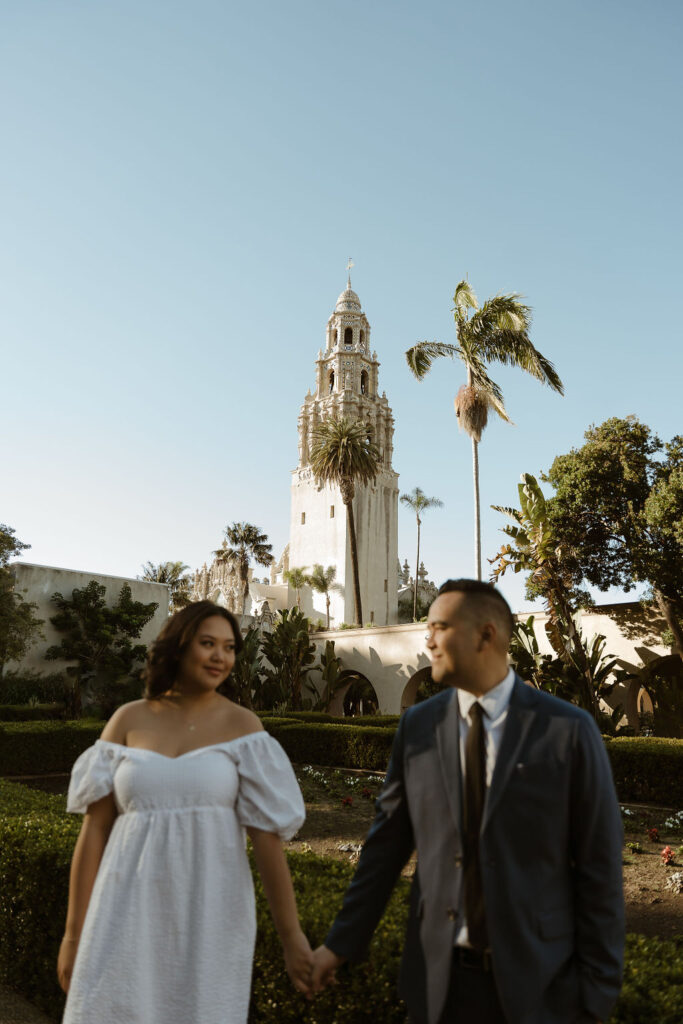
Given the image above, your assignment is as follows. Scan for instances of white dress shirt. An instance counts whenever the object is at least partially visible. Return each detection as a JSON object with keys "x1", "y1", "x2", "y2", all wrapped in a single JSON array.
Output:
[{"x1": 455, "y1": 665, "x2": 516, "y2": 947}]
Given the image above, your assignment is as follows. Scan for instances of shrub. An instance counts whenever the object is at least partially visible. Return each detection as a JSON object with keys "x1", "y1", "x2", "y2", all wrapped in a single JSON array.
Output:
[
  {"x1": 258, "y1": 711, "x2": 400, "y2": 729},
  {"x1": 0, "y1": 670, "x2": 69, "y2": 705},
  {"x1": 0, "y1": 779, "x2": 681, "y2": 1023},
  {"x1": 604, "y1": 737, "x2": 683, "y2": 806},
  {"x1": 261, "y1": 720, "x2": 395, "y2": 771},
  {"x1": 0, "y1": 721, "x2": 103, "y2": 775},
  {"x1": 0, "y1": 703, "x2": 66, "y2": 721}
]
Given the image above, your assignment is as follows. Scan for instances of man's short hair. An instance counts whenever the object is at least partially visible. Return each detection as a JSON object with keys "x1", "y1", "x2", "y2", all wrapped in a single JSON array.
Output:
[{"x1": 437, "y1": 578, "x2": 514, "y2": 645}]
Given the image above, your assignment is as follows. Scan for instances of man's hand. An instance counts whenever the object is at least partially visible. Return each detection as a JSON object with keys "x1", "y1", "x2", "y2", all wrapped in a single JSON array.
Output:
[{"x1": 310, "y1": 944, "x2": 345, "y2": 994}]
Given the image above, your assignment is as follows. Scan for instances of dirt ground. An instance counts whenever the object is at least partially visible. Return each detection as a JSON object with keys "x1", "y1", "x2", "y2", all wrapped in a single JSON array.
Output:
[
  {"x1": 287, "y1": 766, "x2": 683, "y2": 939},
  {"x1": 11, "y1": 767, "x2": 683, "y2": 939}
]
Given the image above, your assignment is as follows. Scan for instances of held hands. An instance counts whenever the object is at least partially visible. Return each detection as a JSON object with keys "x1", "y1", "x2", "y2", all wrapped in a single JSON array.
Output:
[
  {"x1": 282, "y1": 928, "x2": 315, "y2": 997},
  {"x1": 310, "y1": 944, "x2": 344, "y2": 994}
]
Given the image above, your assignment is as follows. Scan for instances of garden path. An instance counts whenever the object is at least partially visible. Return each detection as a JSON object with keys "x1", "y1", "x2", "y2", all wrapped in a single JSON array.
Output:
[{"x1": 0, "y1": 984, "x2": 53, "y2": 1023}]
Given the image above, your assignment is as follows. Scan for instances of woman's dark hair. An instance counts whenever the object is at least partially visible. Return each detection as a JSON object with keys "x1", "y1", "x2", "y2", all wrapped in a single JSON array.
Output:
[{"x1": 143, "y1": 601, "x2": 243, "y2": 700}]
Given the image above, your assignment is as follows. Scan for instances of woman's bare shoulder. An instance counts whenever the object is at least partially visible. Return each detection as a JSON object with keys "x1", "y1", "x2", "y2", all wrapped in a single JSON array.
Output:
[
  {"x1": 100, "y1": 700, "x2": 153, "y2": 744},
  {"x1": 224, "y1": 701, "x2": 265, "y2": 738}
]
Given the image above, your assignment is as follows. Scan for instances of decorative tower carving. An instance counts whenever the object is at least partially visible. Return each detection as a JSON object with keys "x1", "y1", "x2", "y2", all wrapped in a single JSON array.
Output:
[{"x1": 289, "y1": 275, "x2": 399, "y2": 627}]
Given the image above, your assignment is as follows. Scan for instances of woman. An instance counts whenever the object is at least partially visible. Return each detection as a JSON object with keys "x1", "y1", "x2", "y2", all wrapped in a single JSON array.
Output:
[{"x1": 57, "y1": 601, "x2": 311, "y2": 1023}]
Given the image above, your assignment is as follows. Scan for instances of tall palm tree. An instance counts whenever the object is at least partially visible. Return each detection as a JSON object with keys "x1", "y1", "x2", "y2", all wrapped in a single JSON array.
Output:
[
  {"x1": 306, "y1": 563, "x2": 343, "y2": 629},
  {"x1": 214, "y1": 522, "x2": 273, "y2": 622},
  {"x1": 139, "y1": 560, "x2": 192, "y2": 614},
  {"x1": 406, "y1": 280, "x2": 564, "y2": 579},
  {"x1": 399, "y1": 487, "x2": 443, "y2": 620},
  {"x1": 284, "y1": 566, "x2": 308, "y2": 610},
  {"x1": 309, "y1": 417, "x2": 382, "y2": 626}
]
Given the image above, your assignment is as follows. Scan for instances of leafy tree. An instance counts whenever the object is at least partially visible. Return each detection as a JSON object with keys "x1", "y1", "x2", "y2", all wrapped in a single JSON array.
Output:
[
  {"x1": 399, "y1": 487, "x2": 443, "y2": 620},
  {"x1": 138, "y1": 560, "x2": 192, "y2": 613},
  {"x1": 306, "y1": 564, "x2": 343, "y2": 630},
  {"x1": 490, "y1": 474, "x2": 603, "y2": 717},
  {"x1": 214, "y1": 522, "x2": 273, "y2": 622},
  {"x1": 283, "y1": 566, "x2": 308, "y2": 610},
  {"x1": 45, "y1": 581, "x2": 158, "y2": 716},
  {"x1": 260, "y1": 608, "x2": 317, "y2": 710},
  {"x1": 543, "y1": 417, "x2": 683, "y2": 657},
  {"x1": 222, "y1": 625, "x2": 263, "y2": 709},
  {"x1": 309, "y1": 416, "x2": 382, "y2": 626},
  {"x1": 0, "y1": 525, "x2": 44, "y2": 679},
  {"x1": 406, "y1": 280, "x2": 563, "y2": 579},
  {"x1": 312, "y1": 639, "x2": 367, "y2": 711}
]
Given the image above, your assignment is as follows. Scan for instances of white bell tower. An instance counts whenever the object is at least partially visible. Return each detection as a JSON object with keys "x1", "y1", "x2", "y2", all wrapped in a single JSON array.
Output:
[{"x1": 288, "y1": 273, "x2": 399, "y2": 627}]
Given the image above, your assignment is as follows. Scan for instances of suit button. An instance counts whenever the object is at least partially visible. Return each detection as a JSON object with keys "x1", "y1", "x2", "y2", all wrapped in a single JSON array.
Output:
[
  {"x1": 447, "y1": 908, "x2": 457, "y2": 921},
  {"x1": 454, "y1": 855, "x2": 463, "y2": 867}
]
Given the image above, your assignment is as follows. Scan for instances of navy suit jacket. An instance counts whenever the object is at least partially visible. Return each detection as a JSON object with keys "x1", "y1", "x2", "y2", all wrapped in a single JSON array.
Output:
[{"x1": 325, "y1": 678, "x2": 625, "y2": 1024}]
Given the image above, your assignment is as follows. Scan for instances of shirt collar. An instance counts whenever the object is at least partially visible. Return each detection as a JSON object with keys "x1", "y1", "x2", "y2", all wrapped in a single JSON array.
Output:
[{"x1": 457, "y1": 665, "x2": 516, "y2": 721}]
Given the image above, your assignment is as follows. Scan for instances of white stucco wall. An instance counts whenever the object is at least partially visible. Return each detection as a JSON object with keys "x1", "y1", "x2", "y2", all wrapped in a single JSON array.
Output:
[{"x1": 8, "y1": 562, "x2": 170, "y2": 675}]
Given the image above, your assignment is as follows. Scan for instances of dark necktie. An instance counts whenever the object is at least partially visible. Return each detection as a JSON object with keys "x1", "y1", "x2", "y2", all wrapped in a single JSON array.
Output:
[{"x1": 463, "y1": 701, "x2": 488, "y2": 950}]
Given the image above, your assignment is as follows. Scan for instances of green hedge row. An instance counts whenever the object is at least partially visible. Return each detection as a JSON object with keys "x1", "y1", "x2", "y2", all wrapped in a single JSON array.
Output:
[
  {"x1": 2, "y1": 722, "x2": 682, "y2": 805},
  {"x1": 258, "y1": 711, "x2": 401, "y2": 729},
  {"x1": 0, "y1": 704, "x2": 66, "y2": 722},
  {"x1": 0, "y1": 780, "x2": 681, "y2": 1023}
]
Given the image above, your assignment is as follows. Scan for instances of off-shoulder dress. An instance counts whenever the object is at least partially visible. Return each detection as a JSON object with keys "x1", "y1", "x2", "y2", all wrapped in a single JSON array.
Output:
[{"x1": 62, "y1": 732, "x2": 305, "y2": 1024}]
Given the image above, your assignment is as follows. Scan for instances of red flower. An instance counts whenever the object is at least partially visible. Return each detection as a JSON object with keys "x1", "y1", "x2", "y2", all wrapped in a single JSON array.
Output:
[
  {"x1": 661, "y1": 845, "x2": 675, "y2": 865},
  {"x1": 361, "y1": 788, "x2": 372, "y2": 799},
  {"x1": 647, "y1": 827, "x2": 660, "y2": 842},
  {"x1": 341, "y1": 796, "x2": 353, "y2": 807}
]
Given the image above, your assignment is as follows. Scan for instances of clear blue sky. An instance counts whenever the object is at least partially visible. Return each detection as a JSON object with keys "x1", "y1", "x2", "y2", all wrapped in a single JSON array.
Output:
[{"x1": 2, "y1": 0, "x2": 681, "y2": 615}]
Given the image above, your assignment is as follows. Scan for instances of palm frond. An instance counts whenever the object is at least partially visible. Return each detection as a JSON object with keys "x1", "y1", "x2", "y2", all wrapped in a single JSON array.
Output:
[
  {"x1": 453, "y1": 279, "x2": 479, "y2": 317},
  {"x1": 405, "y1": 341, "x2": 457, "y2": 380},
  {"x1": 309, "y1": 417, "x2": 382, "y2": 493}
]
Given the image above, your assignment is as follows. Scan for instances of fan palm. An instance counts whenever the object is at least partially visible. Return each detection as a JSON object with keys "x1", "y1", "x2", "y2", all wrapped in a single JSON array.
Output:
[
  {"x1": 399, "y1": 487, "x2": 443, "y2": 620},
  {"x1": 138, "y1": 560, "x2": 192, "y2": 614},
  {"x1": 406, "y1": 280, "x2": 564, "y2": 579},
  {"x1": 214, "y1": 522, "x2": 273, "y2": 622},
  {"x1": 306, "y1": 563, "x2": 343, "y2": 629},
  {"x1": 284, "y1": 566, "x2": 308, "y2": 610},
  {"x1": 309, "y1": 417, "x2": 382, "y2": 626}
]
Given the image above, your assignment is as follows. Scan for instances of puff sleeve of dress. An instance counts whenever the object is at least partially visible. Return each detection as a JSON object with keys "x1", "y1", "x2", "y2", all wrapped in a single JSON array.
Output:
[
  {"x1": 230, "y1": 731, "x2": 305, "y2": 840},
  {"x1": 66, "y1": 740, "x2": 121, "y2": 814}
]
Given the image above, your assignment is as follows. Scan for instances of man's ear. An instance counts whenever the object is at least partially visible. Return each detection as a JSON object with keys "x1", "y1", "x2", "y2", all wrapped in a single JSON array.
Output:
[{"x1": 479, "y1": 624, "x2": 495, "y2": 650}]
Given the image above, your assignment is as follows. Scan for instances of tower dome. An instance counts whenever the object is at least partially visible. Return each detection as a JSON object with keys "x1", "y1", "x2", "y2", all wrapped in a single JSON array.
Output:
[{"x1": 335, "y1": 284, "x2": 362, "y2": 312}]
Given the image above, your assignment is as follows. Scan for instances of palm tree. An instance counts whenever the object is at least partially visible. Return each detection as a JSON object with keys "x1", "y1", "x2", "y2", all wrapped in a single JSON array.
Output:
[
  {"x1": 306, "y1": 563, "x2": 343, "y2": 629},
  {"x1": 284, "y1": 566, "x2": 308, "y2": 610},
  {"x1": 406, "y1": 280, "x2": 564, "y2": 579},
  {"x1": 309, "y1": 417, "x2": 382, "y2": 626},
  {"x1": 399, "y1": 488, "x2": 443, "y2": 620},
  {"x1": 139, "y1": 561, "x2": 192, "y2": 614},
  {"x1": 214, "y1": 522, "x2": 273, "y2": 622}
]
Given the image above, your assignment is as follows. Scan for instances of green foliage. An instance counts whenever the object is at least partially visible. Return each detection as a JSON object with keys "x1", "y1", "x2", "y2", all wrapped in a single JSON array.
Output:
[
  {"x1": 312, "y1": 640, "x2": 367, "y2": 712},
  {"x1": 399, "y1": 487, "x2": 443, "y2": 620},
  {"x1": 0, "y1": 704, "x2": 65, "y2": 721},
  {"x1": 0, "y1": 669, "x2": 69, "y2": 704},
  {"x1": 631, "y1": 654, "x2": 683, "y2": 738},
  {"x1": 45, "y1": 581, "x2": 157, "y2": 716},
  {"x1": 544, "y1": 417, "x2": 683, "y2": 649},
  {"x1": 283, "y1": 566, "x2": 308, "y2": 609},
  {"x1": 260, "y1": 609, "x2": 318, "y2": 710},
  {"x1": 306, "y1": 564, "x2": 343, "y2": 629},
  {"x1": 0, "y1": 524, "x2": 44, "y2": 676},
  {"x1": 138, "y1": 560, "x2": 191, "y2": 612},
  {"x1": 0, "y1": 778, "x2": 681, "y2": 1023},
  {"x1": 224, "y1": 625, "x2": 263, "y2": 709}
]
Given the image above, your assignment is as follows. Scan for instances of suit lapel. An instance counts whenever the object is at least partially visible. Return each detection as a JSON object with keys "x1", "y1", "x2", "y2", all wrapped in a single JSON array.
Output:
[
  {"x1": 482, "y1": 676, "x2": 535, "y2": 830},
  {"x1": 435, "y1": 687, "x2": 463, "y2": 833}
]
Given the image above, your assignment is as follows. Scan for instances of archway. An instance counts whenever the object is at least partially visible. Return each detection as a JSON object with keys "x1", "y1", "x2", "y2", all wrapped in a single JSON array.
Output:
[
  {"x1": 328, "y1": 672, "x2": 378, "y2": 717},
  {"x1": 344, "y1": 326, "x2": 353, "y2": 348}
]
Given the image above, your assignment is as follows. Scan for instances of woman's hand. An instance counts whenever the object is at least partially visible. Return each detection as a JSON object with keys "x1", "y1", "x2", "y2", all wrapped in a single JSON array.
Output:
[
  {"x1": 282, "y1": 928, "x2": 314, "y2": 997},
  {"x1": 57, "y1": 935, "x2": 79, "y2": 993}
]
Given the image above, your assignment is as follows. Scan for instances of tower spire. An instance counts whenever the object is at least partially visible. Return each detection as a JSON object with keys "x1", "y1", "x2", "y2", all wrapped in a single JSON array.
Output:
[{"x1": 346, "y1": 257, "x2": 354, "y2": 289}]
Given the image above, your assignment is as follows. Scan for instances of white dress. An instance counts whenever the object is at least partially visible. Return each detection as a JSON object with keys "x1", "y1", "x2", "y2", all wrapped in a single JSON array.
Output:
[{"x1": 62, "y1": 733, "x2": 305, "y2": 1024}]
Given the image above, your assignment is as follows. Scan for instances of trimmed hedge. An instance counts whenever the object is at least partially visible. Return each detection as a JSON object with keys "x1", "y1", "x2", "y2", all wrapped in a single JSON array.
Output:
[
  {"x1": 0, "y1": 780, "x2": 681, "y2": 1022},
  {"x1": 0, "y1": 704, "x2": 66, "y2": 722},
  {"x1": 604, "y1": 737, "x2": 683, "y2": 805},
  {"x1": 259, "y1": 711, "x2": 401, "y2": 729},
  {"x1": 2, "y1": 722, "x2": 683, "y2": 805}
]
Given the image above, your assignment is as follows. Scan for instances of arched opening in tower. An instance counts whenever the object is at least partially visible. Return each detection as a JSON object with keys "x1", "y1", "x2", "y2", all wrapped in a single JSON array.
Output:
[
  {"x1": 359, "y1": 329, "x2": 365, "y2": 349},
  {"x1": 344, "y1": 327, "x2": 353, "y2": 348},
  {"x1": 360, "y1": 370, "x2": 368, "y2": 395},
  {"x1": 328, "y1": 370, "x2": 335, "y2": 393},
  {"x1": 331, "y1": 328, "x2": 338, "y2": 348}
]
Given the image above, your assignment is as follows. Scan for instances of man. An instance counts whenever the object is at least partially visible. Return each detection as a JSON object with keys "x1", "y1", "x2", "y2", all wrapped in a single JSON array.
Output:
[{"x1": 310, "y1": 579, "x2": 624, "y2": 1023}]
